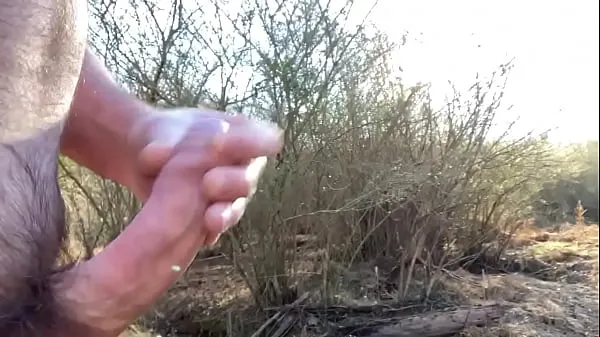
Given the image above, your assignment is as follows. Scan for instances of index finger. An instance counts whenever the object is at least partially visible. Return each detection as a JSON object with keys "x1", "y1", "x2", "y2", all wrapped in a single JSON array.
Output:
[{"x1": 214, "y1": 122, "x2": 283, "y2": 162}]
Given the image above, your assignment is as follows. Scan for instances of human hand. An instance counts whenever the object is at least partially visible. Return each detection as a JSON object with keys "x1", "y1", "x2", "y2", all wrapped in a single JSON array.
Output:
[
  {"x1": 126, "y1": 107, "x2": 282, "y2": 239},
  {"x1": 56, "y1": 108, "x2": 282, "y2": 336}
]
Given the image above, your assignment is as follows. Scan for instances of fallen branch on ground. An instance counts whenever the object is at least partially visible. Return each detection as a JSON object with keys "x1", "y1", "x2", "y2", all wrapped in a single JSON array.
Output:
[
  {"x1": 260, "y1": 301, "x2": 505, "y2": 337},
  {"x1": 339, "y1": 303, "x2": 505, "y2": 337},
  {"x1": 250, "y1": 292, "x2": 311, "y2": 337}
]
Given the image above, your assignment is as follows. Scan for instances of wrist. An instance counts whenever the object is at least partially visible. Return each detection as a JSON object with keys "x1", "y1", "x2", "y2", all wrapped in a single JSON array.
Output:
[
  {"x1": 62, "y1": 97, "x2": 150, "y2": 187},
  {"x1": 60, "y1": 49, "x2": 152, "y2": 188}
]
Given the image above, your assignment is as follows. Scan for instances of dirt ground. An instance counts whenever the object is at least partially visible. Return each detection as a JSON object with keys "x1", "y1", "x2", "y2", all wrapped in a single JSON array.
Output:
[
  {"x1": 460, "y1": 224, "x2": 599, "y2": 337},
  {"x1": 123, "y1": 223, "x2": 599, "y2": 337}
]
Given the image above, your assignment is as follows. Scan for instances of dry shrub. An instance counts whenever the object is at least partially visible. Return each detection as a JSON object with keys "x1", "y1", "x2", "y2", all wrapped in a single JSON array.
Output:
[{"x1": 223, "y1": 58, "x2": 554, "y2": 306}]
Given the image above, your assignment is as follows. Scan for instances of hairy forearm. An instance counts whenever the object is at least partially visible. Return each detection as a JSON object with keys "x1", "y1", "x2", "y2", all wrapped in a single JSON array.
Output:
[{"x1": 61, "y1": 48, "x2": 148, "y2": 186}]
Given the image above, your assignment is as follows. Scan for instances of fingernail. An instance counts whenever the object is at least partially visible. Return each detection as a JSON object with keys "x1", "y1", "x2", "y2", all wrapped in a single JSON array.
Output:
[
  {"x1": 221, "y1": 206, "x2": 233, "y2": 230},
  {"x1": 232, "y1": 197, "x2": 247, "y2": 215},
  {"x1": 222, "y1": 197, "x2": 247, "y2": 230},
  {"x1": 245, "y1": 157, "x2": 267, "y2": 182}
]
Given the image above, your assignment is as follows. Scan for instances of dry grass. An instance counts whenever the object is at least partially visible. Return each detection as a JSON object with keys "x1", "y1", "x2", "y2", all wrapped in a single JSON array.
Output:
[
  {"x1": 458, "y1": 223, "x2": 599, "y2": 337},
  {"x1": 459, "y1": 272, "x2": 599, "y2": 337},
  {"x1": 519, "y1": 224, "x2": 598, "y2": 284}
]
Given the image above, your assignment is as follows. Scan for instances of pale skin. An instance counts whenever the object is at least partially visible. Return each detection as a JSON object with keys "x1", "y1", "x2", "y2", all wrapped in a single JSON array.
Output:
[{"x1": 0, "y1": 1, "x2": 282, "y2": 336}]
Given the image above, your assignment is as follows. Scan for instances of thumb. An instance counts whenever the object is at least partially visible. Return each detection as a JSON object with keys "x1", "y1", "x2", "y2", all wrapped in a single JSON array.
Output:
[{"x1": 137, "y1": 141, "x2": 174, "y2": 176}]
